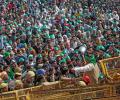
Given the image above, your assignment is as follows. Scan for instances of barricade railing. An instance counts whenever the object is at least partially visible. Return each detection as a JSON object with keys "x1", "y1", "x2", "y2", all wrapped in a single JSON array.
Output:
[
  {"x1": 99, "y1": 56, "x2": 120, "y2": 81},
  {"x1": 1, "y1": 82, "x2": 120, "y2": 100}
]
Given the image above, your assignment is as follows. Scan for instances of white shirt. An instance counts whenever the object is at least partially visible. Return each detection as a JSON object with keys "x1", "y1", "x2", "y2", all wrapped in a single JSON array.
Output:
[
  {"x1": 74, "y1": 63, "x2": 95, "y2": 76},
  {"x1": 113, "y1": 14, "x2": 119, "y2": 21}
]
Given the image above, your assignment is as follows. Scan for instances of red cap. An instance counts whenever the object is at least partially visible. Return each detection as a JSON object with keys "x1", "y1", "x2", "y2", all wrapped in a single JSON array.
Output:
[{"x1": 83, "y1": 75, "x2": 90, "y2": 85}]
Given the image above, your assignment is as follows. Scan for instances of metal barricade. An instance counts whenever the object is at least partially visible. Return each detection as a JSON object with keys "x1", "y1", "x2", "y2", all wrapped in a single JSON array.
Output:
[
  {"x1": 0, "y1": 83, "x2": 119, "y2": 100},
  {"x1": 0, "y1": 91, "x2": 17, "y2": 100},
  {"x1": 99, "y1": 56, "x2": 120, "y2": 82}
]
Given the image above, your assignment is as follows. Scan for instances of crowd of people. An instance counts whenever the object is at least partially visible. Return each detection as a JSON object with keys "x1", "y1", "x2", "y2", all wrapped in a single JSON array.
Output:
[{"x1": 0, "y1": 0, "x2": 119, "y2": 93}]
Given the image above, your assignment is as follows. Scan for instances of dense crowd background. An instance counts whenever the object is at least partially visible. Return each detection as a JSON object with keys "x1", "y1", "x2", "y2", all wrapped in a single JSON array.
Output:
[{"x1": 0, "y1": 0, "x2": 119, "y2": 93}]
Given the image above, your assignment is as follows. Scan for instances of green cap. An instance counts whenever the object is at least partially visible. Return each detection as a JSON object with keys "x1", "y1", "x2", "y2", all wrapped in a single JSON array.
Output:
[
  {"x1": 50, "y1": 34, "x2": 55, "y2": 39},
  {"x1": 63, "y1": 67, "x2": 68, "y2": 71},
  {"x1": 74, "y1": 50, "x2": 79, "y2": 54},
  {"x1": 113, "y1": 28, "x2": 117, "y2": 32},
  {"x1": 114, "y1": 49, "x2": 120, "y2": 55},
  {"x1": 96, "y1": 45, "x2": 105, "y2": 51},
  {"x1": 66, "y1": 56, "x2": 70, "y2": 60},
  {"x1": 27, "y1": 31, "x2": 32, "y2": 35},
  {"x1": 37, "y1": 28, "x2": 41, "y2": 32},
  {"x1": 18, "y1": 24, "x2": 22, "y2": 27},
  {"x1": 0, "y1": 26, "x2": 3, "y2": 31},
  {"x1": 111, "y1": 20, "x2": 118, "y2": 25},
  {"x1": 101, "y1": 38, "x2": 106, "y2": 41},
  {"x1": 59, "y1": 58, "x2": 66, "y2": 64},
  {"x1": 8, "y1": 40, "x2": 12, "y2": 45},
  {"x1": 4, "y1": 52, "x2": 10, "y2": 58},
  {"x1": 71, "y1": 25, "x2": 75, "y2": 29},
  {"x1": 19, "y1": 58, "x2": 24, "y2": 62},
  {"x1": 64, "y1": 26, "x2": 69, "y2": 30},
  {"x1": 60, "y1": 53, "x2": 64, "y2": 57},
  {"x1": 46, "y1": 33, "x2": 50, "y2": 39},
  {"x1": 37, "y1": 54, "x2": 42, "y2": 59},
  {"x1": 26, "y1": 27, "x2": 31, "y2": 31},
  {"x1": 103, "y1": 53, "x2": 111, "y2": 58},
  {"x1": 28, "y1": 54, "x2": 33, "y2": 59},
  {"x1": 41, "y1": 25, "x2": 47, "y2": 30},
  {"x1": 66, "y1": 32, "x2": 71, "y2": 37},
  {"x1": 77, "y1": 16, "x2": 81, "y2": 19},
  {"x1": 58, "y1": 34, "x2": 62, "y2": 38},
  {"x1": 54, "y1": 47, "x2": 59, "y2": 51},
  {"x1": 71, "y1": 15, "x2": 75, "y2": 19},
  {"x1": 35, "y1": 34, "x2": 40, "y2": 38},
  {"x1": 80, "y1": 27, "x2": 84, "y2": 31},
  {"x1": 69, "y1": 22, "x2": 72, "y2": 25},
  {"x1": 77, "y1": 20, "x2": 82, "y2": 23},
  {"x1": 99, "y1": 73, "x2": 104, "y2": 79},
  {"x1": 92, "y1": 27, "x2": 97, "y2": 31},
  {"x1": 62, "y1": 50, "x2": 67, "y2": 54},
  {"x1": 29, "y1": 47, "x2": 33, "y2": 51}
]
